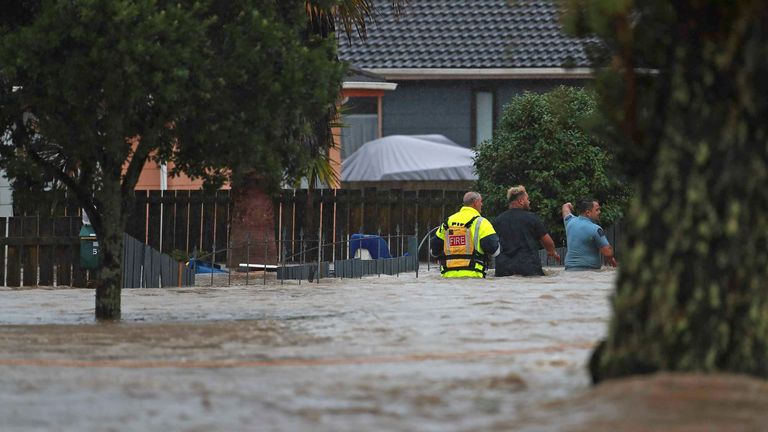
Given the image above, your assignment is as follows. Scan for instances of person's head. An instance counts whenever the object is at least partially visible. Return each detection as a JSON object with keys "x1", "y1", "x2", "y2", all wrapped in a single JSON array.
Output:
[
  {"x1": 576, "y1": 198, "x2": 601, "y2": 222},
  {"x1": 506, "y1": 185, "x2": 530, "y2": 210},
  {"x1": 463, "y1": 191, "x2": 483, "y2": 212}
]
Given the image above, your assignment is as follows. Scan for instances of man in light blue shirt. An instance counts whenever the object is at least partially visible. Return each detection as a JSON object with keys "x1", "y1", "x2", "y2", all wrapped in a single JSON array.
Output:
[{"x1": 562, "y1": 199, "x2": 617, "y2": 270}]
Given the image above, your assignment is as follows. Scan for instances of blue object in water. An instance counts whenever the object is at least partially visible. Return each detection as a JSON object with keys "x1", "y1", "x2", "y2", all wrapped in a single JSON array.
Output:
[
  {"x1": 349, "y1": 234, "x2": 392, "y2": 259},
  {"x1": 188, "y1": 259, "x2": 227, "y2": 274}
]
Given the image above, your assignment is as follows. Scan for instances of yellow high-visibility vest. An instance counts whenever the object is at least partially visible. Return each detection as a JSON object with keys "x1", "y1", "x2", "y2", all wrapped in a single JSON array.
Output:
[{"x1": 436, "y1": 207, "x2": 495, "y2": 278}]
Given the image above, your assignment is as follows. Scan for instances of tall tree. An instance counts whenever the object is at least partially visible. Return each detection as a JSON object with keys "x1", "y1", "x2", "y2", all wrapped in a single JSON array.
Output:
[
  {"x1": 225, "y1": 0, "x2": 410, "y2": 262},
  {"x1": 0, "y1": 0, "x2": 343, "y2": 319},
  {"x1": 562, "y1": 1, "x2": 768, "y2": 381}
]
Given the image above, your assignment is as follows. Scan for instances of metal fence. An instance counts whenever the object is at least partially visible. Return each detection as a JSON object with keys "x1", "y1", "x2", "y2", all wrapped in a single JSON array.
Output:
[
  {"x1": 188, "y1": 218, "x2": 625, "y2": 286},
  {"x1": 189, "y1": 234, "x2": 420, "y2": 286},
  {"x1": 123, "y1": 234, "x2": 195, "y2": 288}
]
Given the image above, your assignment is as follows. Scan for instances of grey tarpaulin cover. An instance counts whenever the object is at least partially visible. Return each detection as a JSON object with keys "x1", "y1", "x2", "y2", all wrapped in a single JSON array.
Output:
[{"x1": 341, "y1": 135, "x2": 478, "y2": 181}]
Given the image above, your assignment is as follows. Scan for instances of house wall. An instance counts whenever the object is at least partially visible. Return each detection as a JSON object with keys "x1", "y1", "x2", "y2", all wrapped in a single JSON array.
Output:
[
  {"x1": 382, "y1": 78, "x2": 587, "y2": 148},
  {"x1": 133, "y1": 159, "x2": 226, "y2": 190},
  {"x1": 0, "y1": 170, "x2": 12, "y2": 217}
]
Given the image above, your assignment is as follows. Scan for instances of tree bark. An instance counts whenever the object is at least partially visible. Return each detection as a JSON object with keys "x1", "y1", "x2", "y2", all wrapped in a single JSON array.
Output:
[
  {"x1": 93, "y1": 173, "x2": 126, "y2": 321},
  {"x1": 228, "y1": 175, "x2": 278, "y2": 268},
  {"x1": 590, "y1": 5, "x2": 768, "y2": 382}
]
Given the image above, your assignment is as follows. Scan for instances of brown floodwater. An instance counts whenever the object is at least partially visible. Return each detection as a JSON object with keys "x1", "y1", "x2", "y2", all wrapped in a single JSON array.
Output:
[{"x1": 0, "y1": 268, "x2": 765, "y2": 431}]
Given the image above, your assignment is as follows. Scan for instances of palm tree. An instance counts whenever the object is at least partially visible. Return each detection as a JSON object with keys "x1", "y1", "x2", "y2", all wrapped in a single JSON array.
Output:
[
  {"x1": 305, "y1": 0, "x2": 409, "y2": 42},
  {"x1": 230, "y1": 1, "x2": 409, "y2": 270},
  {"x1": 300, "y1": 0, "x2": 409, "y2": 185},
  {"x1": 297, "y1": 0, "x2": 409, "y2": 261}
]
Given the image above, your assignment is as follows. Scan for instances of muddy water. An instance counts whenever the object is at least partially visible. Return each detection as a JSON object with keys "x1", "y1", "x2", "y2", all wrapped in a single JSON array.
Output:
[{"x1": 0, "y1": 268, "x2": 764, "y2": 431}]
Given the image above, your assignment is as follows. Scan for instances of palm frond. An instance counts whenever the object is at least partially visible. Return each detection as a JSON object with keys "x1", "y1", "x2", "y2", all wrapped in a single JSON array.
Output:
[{"x1": 305, "y1": 0, "x2": 409, "y2": 43}]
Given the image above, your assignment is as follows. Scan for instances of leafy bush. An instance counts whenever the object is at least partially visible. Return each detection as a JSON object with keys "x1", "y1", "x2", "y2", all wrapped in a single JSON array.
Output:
[{"x1": 474, "y1": 86, "x2": 629, "y2": 244}]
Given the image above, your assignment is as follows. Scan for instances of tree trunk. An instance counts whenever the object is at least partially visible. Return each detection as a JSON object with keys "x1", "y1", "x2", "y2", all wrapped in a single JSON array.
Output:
[
  {"x1": 93, "y1": 177, "x2": 126, "y2": 321},
  {"x1": 590, "y1": 8, "x2": 768, "y2": 382},
  {"x1": 228, "y1": 175, "x2": 278, "y2": 268}
]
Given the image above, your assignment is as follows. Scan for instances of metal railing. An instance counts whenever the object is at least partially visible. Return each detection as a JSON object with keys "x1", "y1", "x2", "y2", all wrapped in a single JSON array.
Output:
[{"x1": 187, "y1": 233, "x2": 420, "y2": 286}]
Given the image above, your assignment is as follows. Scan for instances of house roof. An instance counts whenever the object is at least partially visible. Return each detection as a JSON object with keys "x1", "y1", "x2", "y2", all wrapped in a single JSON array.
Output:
[
  {"x1": 338, "y1": 0, "x2": 590, "y2": 76},
  {"x1": 345, "y1": 66, "x2": 388, "y2": 83},
  {"x1": 343, "y1": 66, "x2": 398, "y2": 91}
]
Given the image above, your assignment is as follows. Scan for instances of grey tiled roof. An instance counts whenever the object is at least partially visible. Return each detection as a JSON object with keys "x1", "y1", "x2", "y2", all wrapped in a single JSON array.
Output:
[
  {"x1": 345, "y1": 66, "x2": 389, "y2": 83},
  {"x1": 338, "y1": 0, "x2": 589, "y2": 69}
]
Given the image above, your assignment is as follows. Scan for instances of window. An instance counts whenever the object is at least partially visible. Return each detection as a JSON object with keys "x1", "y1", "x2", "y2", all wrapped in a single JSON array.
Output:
[
  {"x1": 341, "y1": 96, "x2": 379, "y2": 159},
  {"x1": 474, "y1": 91, "x2": 495, "y2": 146}
]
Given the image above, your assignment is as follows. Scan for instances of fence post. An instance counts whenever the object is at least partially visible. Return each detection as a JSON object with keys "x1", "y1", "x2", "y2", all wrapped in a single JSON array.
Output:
[
  {"x1": 317, "y1": 224, "x2": 322, "y2": 284},
  {"x1": 299, "y1": 228, "x2": 304, "y2": 285},
  {"x1": 264, "y1": 237, "x2": 268, "y2": 286},
  {"x1": 415, "y1": 223, "x2": 419, "y2": 278},
  {"x1": 227, "y1": 236, "x2": 232, "y2": 287},
  {"x1": 210, "y1": 242, "x2": 215, "y2": 286},
  {"x1": 281, "y1": 227, "x2": 287, "y2": 285},
  {"x1": 245, "y1": 234, "x2": 250, "y2": 286},
  {"x1": 377, "y1": 226, "x2": 382, "y2": 277},
  {"x1": 339, "y1": 229, "x2": 344, "y2": 279},
  {"x1": 3, "y1": 217, "x2": 7, "y2": 287},
  {"x1": 396, "y1": 225, "x2": 400, "y2": 277}
]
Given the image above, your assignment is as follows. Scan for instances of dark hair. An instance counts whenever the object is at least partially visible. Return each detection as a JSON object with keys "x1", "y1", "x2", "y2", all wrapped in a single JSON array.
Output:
[{"x1": 575, "y1": 198, "x2": 598, "y2": 214}]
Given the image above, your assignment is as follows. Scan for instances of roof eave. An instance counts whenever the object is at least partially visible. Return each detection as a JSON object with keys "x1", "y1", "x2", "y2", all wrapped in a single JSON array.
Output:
[
  {"x1": 366, "y1": 68, "x2": 594, "y2": 80},
  {"x1": 342, "y1": 81, "x2": 398, "y2": 91}
]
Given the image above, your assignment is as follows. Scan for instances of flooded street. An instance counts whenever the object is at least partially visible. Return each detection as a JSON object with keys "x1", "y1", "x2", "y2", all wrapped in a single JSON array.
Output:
[{"x1": 0, "y1": 267, "x2": 765, "y2": 431}]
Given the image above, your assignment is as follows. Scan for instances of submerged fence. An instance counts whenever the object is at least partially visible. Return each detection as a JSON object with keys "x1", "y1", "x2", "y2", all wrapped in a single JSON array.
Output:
[
  {"x1": 27, "y1": 189, "x2": 462, "y2": 267},
  {"x1": 0, "y1": 216, "x2": 193, "y2": 288},
  {"x1": 123, "y1": 234, "x2": 195, "y2": 288},
  {"x1": 193, "y1": 234, "x2": 420, "y2": 285},
  {"x1": 4, "y1": 189, "x2": 624, "y2": 286}
]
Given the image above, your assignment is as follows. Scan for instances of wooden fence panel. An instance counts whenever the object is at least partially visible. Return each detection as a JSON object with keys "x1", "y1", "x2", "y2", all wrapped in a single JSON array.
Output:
[
  {"x1": 131, "y1": 190, "x2": 149, "y2": 243},
  {"x1": 390, "y1": 189, "x2": 405, "y2": 236},
  {"x1": 327, "y1": 190, "x2": 349, "y2": 259},
  {"x1": 286, "y1": 190, "x2": 299, "y2": 261},
  {"x1": 349, "y1": 189, "x2": 365, "y2": 235},
  {"x1": 172, "y1": 190, "x2": 190, "y2": 254},
  {"x1": 319, "y1": 189, "x2": 335, "y2": 263},
  {"x1": 53, "y1": 218, "x2": 76, "y2": 286},
  {"x1": 214, "y1": 190, "x2": 230, "y2": 262},
  {"x1": 5, "y1": 245, "x2": 20, "y2": 287},
  {"x1": 20, "y1": 217, "x2": 37, "y2": 286},
  {"x1": 145, "y1": 190, "x2": 162, "y2": 251},
  {"x1": 0, "y1": 218, "x2": 5, "y2": 285},
  {"x1": 277, "y1": 190, "x2": 294, "y2": 258},
  {"x1": 361, "y1": 188, "x2": 376, "y2": 234},
  {"x1": 38, "y1": 217, "x2": 55, "y2": 285},
  {"x1": 71, "y1": 243, "x2": 87, "y2": 288},
  {"x1": 416, "y1": 190, "x2": 434, "y2": 242},
  {"x1": 123, "y1": 235, "x2": 137, "y2": 288},
  {"x1": 21, "y1": 243, "x2": 37, "y2": 286},
  {"x1": 332, "y1": 189, "x2": 348, "y2": 260},
  {"x1": 200, "y1": 192, "x2": 217, "y2": 256},
  {"x1": 5, "y1": 218, "x2": 23, "y2": 287},
  {"x1": 187, "y1": 190, "x2": 203, "y2": 255},
  {"x1": 159, "y1": 191, "x2": 175, "y2": 255},
  {"x1": 431, "y1": 190, "x2": 448, "y2": 229},
  {"x1": 375, "y1": 189, "x2": 390, "y2": 235}
]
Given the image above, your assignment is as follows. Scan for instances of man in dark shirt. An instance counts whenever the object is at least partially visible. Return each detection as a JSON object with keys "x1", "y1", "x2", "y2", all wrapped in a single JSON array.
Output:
[{"x1": 492, "y1": 185, "x2": 560, "y2": 276}]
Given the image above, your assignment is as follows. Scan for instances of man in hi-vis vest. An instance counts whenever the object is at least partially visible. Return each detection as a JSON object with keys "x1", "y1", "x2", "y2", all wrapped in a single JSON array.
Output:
[{"x1": 430, "y1": 192, "x2": 500, "y2": 278}]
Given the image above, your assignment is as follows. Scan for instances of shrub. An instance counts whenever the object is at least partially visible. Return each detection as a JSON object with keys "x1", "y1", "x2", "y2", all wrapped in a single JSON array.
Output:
[{"x1": 474, "y1": 86, "x2": 629, "y2": 244}]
